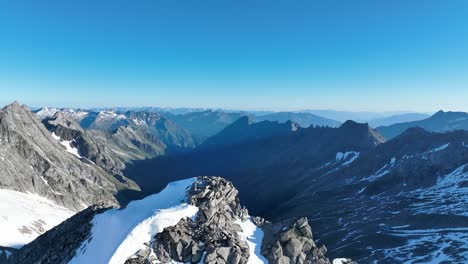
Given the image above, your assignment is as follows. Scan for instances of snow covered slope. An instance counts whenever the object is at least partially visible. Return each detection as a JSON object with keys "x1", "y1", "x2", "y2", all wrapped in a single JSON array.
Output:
[
  {"x1": 0, "y1": 189, "x2": 74, "y2": 248},
  {"x1": 69, "y1": 178, "x2": 198, "y2": 264}
]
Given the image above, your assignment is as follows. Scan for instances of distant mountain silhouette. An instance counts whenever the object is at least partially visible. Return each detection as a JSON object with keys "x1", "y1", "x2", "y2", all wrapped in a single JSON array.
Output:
[
  {"x1": 197, "y1": 116, "x2": 299, "y2": 151},
  {"x1": 253, "y1": 112, "x2": 341, "y2": 128},
  {"x1": 161, "y1": 110, "x2": 246, "y2": 142},
  {"x1": 368, "y1": 113, "x2": 429, "y2": 127},
  {"x1": 377, "y1": 110, "x2": 468, "y2": 139}
]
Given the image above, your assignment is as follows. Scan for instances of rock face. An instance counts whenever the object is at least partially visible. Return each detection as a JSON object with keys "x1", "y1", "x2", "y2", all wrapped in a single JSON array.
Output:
[
  {"x1": 41, "y1": 108, "x2": 197, "y2": 171},
  {"x1": 0, "y1": 102, "x2": 119, "y2": 211},
  {"x1": 261, "y1": 218, "x2": 356, "y2": 264},
  {"x1": 43, "y1": 112, "x2": 140, "y2": 189}
]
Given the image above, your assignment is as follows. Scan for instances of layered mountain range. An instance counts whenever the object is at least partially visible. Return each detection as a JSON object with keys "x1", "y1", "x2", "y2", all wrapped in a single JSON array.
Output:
[
  {"x1": 376, "y1": 110, "x2": 468, "y2": 139},
  {"x1": 1, "y1": 102, "x2": 467, "y2": 263},
  {"x1": 124, "y1": 112, "x2": 468, "y2": 262}
]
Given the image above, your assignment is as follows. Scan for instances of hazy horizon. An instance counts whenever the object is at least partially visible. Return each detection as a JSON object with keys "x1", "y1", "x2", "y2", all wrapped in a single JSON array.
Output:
[{"x1": 1, "y1": 101, "x2": 437, "y2": 116}]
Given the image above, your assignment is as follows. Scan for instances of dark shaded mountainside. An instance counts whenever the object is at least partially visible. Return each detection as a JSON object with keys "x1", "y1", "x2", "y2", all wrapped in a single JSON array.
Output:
[
  {"x1": 125, "y1": 120, "x2": 384, "y2": 217},
  {"x1": 125, "y1": 120, "x2": 468, "y2": 262},
  {"x1": 376, "y1": 110, "x2": 468, "y2": 139},
  {"x1": 161, "y1": 110, "x2": 246, "y2": 142},
  {"x1": 197, "y1": 116, "x2": 300, "y2": 151}
]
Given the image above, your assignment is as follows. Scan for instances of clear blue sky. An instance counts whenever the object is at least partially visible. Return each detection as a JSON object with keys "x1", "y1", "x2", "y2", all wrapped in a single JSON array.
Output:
[{"x1": 1, "y1": 0, "x2": 467, "y2": 111}]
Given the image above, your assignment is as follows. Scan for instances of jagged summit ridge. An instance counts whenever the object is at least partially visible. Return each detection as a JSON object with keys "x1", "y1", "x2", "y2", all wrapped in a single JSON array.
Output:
[{"x1": 5, "y1": 176, "x2": 354, "y2": 264}]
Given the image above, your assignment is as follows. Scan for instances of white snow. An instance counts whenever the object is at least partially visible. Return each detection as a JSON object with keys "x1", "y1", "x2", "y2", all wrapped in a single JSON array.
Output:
[
  {"x1": 333, "y1": 258, "x2": 349, "y2": 264},
  {"x1": 336, "y1": 151, "x2": 360, "y2": 166},
  {"x1": 363, "y1": 157, "x2": 397, "y2": 182},
  {"x1": 236, "y1": 217, "x2": 268, "y2": 264},
  {"x1": 97, "y1": 111, "x2": 127, "y2": 121},
  {"x1": 424, "y1": 143, "x2": 449, "y2": 154},
  {"x1": 51, "y1": 133, "x2": 82, "y2": 158},
  {"x1": 60, "y1": 140, "x2": 82, "y2": 158},
  {"x1": 70, "y1": 178, "x2": 198, "y2": 264},
  {"x1": 132, "y1": 118, "x2": 147, "y2": 126},
  {"x1": 357, "y1": 186, "x2": 367, "y2": 194},
  {"x1": 409, "y1": 164, "x2": 468, "y2": 216},
  {"x1": 0, "y1": 249, "x2": 12, "y2": 259},
  {"x1": 0, "y1": 189, "x2": 74, "y2": 248},
  {"x1": 36, "y1": 107, "x2": 59, "y2": 120},
  {"x1": 379, "y1": 227, "x2": 468, "y2": 263},
  {"x1": 62, "y1": 108, "x2": 89, "y2": 120}
]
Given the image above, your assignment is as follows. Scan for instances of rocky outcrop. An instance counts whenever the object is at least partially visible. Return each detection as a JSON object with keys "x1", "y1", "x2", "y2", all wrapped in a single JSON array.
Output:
[
  {"x1": 124, "y1": 176, "x2": 346, "y2": 264},
  {"x1": 126, "y1": 176, "x2": 251, "y2": 264},
  {"x1": 261, "y1": 217, "x2": 356, "y2": 264}
]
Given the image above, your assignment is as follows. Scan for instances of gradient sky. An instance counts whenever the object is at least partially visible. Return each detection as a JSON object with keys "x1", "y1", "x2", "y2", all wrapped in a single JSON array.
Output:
[{"x1": 1, "y1": 0, "x2": 468, "y2": 111}]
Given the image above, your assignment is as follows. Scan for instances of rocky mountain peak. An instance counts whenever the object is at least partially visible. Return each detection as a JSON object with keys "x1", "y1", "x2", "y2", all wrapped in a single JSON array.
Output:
[
  {"x1": 3, "y1": 101, "x2": 22, "y2": 110},
  {"x1": 338, "y1": 120, "x2": 385, "y2": 145},
  {"x1": 46, "y1": 111, "x2": 83, "y2": 132},
  {"x1": 339, "y1": 120, "x2": 366, "y2": 129},
  {"x1": 431, "y1": 110, "x2": 467, "y2": 119},
  {"x1": 2, "y1": 101, "x2": 30, "y2": 117},
  {"x1": 0, "y1": 102, "x2": 120, "y2": 212},
  {"x1": 5, "y1": 176, "x2": 350, "y2": 264},
  {"x1": 232, "y1": 115, "x2": 255, "y2": 126},
  {"x1": 396, "y1": 126, "x2": 430, "y2": 138}
]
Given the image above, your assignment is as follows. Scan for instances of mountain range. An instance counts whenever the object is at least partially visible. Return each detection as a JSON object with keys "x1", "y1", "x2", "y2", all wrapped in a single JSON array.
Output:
[
  {"x1": 1, "y1": 101, "x2": 467, "y2": 263},
  {"x1": 377, "y1": 110, "x2": 468, "y2": 139}
]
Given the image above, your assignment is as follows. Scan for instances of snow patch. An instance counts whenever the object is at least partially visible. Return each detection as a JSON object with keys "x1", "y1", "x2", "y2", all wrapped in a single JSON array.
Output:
[
  {"x1": 0, "y1": 249, "x2": 12, "y2": 259},
  {"x1": 132, "y1": 118, "x2": 147, "y2": 126},
  {"x1": 336, "y1": 151, "x2": 360, "y2": 166},
  {"x1": 362, "y1": 157, "x2": 397, "y2": 182},
  {"x1": 0, "y1": 189, "x2": 74, "y2": 248},
  {"x1": 409, "y1": 164, "x2": 468, "y2": 216},
  {"x1": 70, "y1": 178, "x2": 197, "y2": 264},
  {"x1": 333, "y1": 258, "x2": 349, "y2": 264},
  {"x1": 97, "y1": 111, "x2": 126, "y2": 121},
  {"x1": 236, "y1": 217, "x2": 268, "y2": 264},
  {"x1": 51, "y1": 133, "x2": 82, "y2": 158},
  {"x1": 424, "y1": 143, "x2": 449, "y2": 154}
]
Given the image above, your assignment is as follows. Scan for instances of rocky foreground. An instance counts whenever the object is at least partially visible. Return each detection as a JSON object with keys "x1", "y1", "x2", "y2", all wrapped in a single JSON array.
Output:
[{"x1": 3, "y1": 176, "x2": 356, "y2": 264}]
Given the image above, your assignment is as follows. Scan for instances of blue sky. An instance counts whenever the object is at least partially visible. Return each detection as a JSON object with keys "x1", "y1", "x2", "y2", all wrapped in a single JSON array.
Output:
[{"x1": 1, "y1": 0, "x2": 467, "y2": 111}]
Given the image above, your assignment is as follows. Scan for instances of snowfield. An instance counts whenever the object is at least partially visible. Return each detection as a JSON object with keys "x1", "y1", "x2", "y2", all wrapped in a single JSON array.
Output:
[
  {"x1": 51, "y1": 132, "x2": 82, "y2": 158},
  {"x1": 0, "y1": 189, "x2": 74, "y2": 248},
  {"x1": 236, "y1": 217, "x2": 268, "y2": 264},
  {"x1": 69, "y1": 178, "x2": 198, "y2": 264}
]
